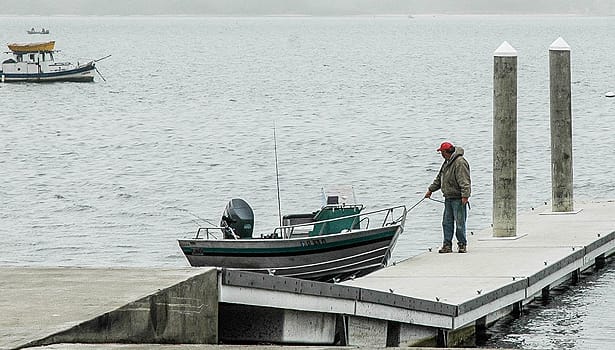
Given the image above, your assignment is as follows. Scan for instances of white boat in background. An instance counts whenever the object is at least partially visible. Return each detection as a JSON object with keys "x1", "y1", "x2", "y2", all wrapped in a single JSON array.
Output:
[
  {"x1": 1, "y1": 41, "x2": 103, "y2": 83},
  {"x1": 7, "y1": 41, "x2": 56, "y2": 52},
  {"x1": 27, "y1": 28, "x2": 50, "y2": 34},
  {"x1": 606, "y1": 91, "x2": 615, "y2": 98}
]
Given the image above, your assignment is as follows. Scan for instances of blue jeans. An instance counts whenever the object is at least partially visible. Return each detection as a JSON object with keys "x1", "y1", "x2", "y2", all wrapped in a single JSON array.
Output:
[{"x1": 442, "y1": 198, "x2": 467, "y2": 246}]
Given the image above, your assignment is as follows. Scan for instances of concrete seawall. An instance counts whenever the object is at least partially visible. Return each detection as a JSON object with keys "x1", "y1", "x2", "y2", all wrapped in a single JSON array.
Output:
[
  {"x1": 1, "y1": 268, "x2": 218, "y2": 350},
  {"x1": 2, "y1": 200, "x2": 614, "y2": 348}
]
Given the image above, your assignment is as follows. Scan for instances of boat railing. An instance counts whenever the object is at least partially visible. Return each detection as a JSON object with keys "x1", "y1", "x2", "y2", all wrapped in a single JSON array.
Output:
[
  {"x1": 49, "y1": 62, "x2": 72, "y2": 66},
  {"x1": 196, "y1": 227, "x2": 220, "y2": 239},
  {"x1": 193, "y1": 205, "x2": 407, "y2": 240},
  {"x1": 274, "y1": 204, "x2": 407, "y2": 239},
  {"x1": 195, "y1": 226, "x2": 234, "y2": 240}
]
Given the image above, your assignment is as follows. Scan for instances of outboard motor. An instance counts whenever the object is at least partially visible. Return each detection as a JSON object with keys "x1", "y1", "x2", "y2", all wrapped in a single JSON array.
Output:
[{"x1": 220, "y1": 198, "x2": 254, "y2": 239}]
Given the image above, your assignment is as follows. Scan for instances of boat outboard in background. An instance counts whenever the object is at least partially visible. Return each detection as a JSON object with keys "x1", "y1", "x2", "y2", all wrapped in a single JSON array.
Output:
[{"x1": 220, "y1": 198, "x2": 254, "y2": 239}]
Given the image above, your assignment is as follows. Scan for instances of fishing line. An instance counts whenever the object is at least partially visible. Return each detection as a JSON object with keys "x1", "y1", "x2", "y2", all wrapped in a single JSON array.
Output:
[
  {"x1": 428, "y1": 197, "x2": 471, "y2": 210},
  {"x1": 170, "y1": 206, "x2": 218, "y2": 227}
]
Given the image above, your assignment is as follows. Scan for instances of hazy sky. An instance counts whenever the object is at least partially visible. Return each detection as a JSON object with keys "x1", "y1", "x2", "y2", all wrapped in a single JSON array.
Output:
[{"x1": 4, "y1": 0, "x2": 615, "y2": 16}]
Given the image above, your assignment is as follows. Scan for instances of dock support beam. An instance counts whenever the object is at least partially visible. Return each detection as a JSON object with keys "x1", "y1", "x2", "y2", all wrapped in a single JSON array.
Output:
[
  {"x1": 512, "y1": 301, "x2": 523, "y2": 318},
  {"x1": 386, "y1": 321, "x2": 400, "y2": 347},
  {"x1": 595, "y1": 254, "x2": 606, "y2": 270},
  {"x1": 492, "y1": 41, "x2": 518, "y2": 237},
  {"x1": 549, "y1": 37, "x2": 574, "y2": 212},
  {"x1": 571, "y1": 268, "x2": 580, "y2": 284},
  {"x1": 475, "y1": 316, "x2": 487, "y2": 344},
  {"x1": 436, "y1": 329, "x2": 448, "y2": 347},
  {"x1": 541, "y1": 285, "x2": 551, "y2": 304},
  {"x1": 334, "y1": 314, "x2": 348, "y2": 345}
]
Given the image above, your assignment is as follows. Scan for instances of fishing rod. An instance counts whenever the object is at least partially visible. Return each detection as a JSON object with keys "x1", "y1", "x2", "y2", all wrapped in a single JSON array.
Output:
[{"x1": 273, "y1": 123, "x2": 282, "y2": 227}]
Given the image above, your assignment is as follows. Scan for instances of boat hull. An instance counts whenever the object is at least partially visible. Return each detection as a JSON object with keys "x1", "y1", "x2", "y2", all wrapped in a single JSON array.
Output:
[
  {"x1": 8, "y1": 41, "x2": 55, "y2": 52},
  {"x1": 178, "y1": 225, "x2": 403, "y2": 282},
  {"x1": 1, "y1": 63, "x2": 96, "y2": 83}
]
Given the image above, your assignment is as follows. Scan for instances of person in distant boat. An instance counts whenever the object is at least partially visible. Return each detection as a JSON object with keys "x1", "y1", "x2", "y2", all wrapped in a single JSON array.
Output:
[{"x1": 424, "y1": 141, "x2": 471, "y2": 253}]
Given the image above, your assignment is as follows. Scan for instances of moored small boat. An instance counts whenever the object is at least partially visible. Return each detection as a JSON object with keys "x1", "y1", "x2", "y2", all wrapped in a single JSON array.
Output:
[
  {"x1": 26, "y1": 28, "x2": 50, "y2": 35},
  {"x1": 178, "y1": 187, "x2": 407, "y2": 283},
  {"x1": 1, "y1": 41, "x2": 99, "y2": 83},
  {"x1": 8, "y1": 41, "x2": 55, "y2": 52}
]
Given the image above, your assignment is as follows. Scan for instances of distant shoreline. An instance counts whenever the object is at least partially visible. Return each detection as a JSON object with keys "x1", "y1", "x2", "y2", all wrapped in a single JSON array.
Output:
[
  {"x1": 5, "y1": 0, "x2": 615, "y2": 17},
  {"x1": 1, "y1": 13, "x2": 611, "y2": 18}
]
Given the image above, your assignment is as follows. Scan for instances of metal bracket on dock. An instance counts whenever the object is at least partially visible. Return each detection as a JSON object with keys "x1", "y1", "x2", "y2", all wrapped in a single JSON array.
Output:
[
  {"x1": 539, "y1": 208, "x2": 584, "y2": 215},
  {"x1": 457, "y1": 279, "x2": 527, "y2": 315},
  {"x1": 221, "y1": 270, "x2": 360, "y2": 299},
  {"x1": 478, "y1": 233, "x2": 529, "y2": 241}
]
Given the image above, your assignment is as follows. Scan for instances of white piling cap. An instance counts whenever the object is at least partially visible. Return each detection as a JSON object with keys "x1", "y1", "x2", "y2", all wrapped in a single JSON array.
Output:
[
  {"x1": 550, "y1": 37, "x2": 570, "y2": 51},
  {"x1": 494, "y1": 41, "x2": 517, "y2": 57}
]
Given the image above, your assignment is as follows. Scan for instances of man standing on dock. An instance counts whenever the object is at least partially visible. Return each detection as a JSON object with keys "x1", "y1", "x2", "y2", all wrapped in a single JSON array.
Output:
[{"x1": 425, "y1": 142, "x2": 471, "y2": 253}]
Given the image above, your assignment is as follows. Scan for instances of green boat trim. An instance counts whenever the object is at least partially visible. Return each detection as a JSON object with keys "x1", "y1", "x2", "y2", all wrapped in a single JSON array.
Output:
[{"x1": 181, "y1": 226, "x2": 398, "y2": 257}]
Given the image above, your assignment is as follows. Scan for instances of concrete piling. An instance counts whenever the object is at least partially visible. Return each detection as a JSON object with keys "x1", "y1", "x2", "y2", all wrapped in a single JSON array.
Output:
[
  {"x1": 492, "y1": 41, "x2": 518, "y2": 237},
  {"x1": 549, "y1": 37, "x2": 574, "y2": 212}
]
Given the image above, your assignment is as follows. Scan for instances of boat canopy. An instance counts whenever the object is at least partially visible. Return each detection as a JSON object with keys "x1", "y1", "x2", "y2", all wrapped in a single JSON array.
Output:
[{"x1": 7, "y1": 41, "x2": 55, "y2": 53}]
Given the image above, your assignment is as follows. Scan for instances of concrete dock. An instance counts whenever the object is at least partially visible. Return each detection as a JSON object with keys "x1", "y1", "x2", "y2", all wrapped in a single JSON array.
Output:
[
  {"x1": 0, "y1": 268, "x2": 219, "y2": 350},
  {"x1": 2, "y1": 200, "x2": 614, "y2": 349}
]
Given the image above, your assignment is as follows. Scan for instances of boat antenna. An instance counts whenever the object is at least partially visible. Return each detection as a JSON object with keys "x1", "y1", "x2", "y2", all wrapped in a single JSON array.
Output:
[{"x1": 273, "y1": 122, "x2": 283, "y2": 227}]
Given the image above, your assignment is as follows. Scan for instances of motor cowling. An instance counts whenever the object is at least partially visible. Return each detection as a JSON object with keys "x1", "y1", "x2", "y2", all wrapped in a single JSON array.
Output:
[{"x1": 220, "y1": 198, "x2": 254, "y2": 239}]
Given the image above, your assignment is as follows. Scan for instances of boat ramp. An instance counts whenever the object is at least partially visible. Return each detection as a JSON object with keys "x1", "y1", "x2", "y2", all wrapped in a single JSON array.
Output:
[{"x1": 1, "y1": 200, "x2": 613, "y2": 349}]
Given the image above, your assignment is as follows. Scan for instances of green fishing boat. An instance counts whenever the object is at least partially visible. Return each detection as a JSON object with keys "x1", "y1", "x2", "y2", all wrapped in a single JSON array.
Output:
[{"x1": 178, "y1": 187, "x2": 407, "y2": 283}]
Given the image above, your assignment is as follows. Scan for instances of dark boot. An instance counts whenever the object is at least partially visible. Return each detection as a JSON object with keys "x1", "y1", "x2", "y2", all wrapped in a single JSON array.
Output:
[
  {"x1": 458, "y1": 243, "x2": 467, "y2": 253},
  {"x1": 438, "y1": 244, "x2": 452, "y2": 253}
]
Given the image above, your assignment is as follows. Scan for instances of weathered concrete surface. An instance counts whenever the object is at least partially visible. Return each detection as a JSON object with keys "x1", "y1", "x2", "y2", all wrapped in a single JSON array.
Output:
[
  {"x1": 493, "y1": 41, "x2": 518, "y2": 237},
  {"x1": 219, "y1": 303, "x2": 335, "y2": 344},
  {"x1": 23, "y1": 344, "x2": 495, "y2": 350},
  {"x1": 345, "y1": 200, "x2": 615, "y2": 314},
  {"x1": 344, "y1": 200, "x2": 613, "y2": 345},
  {"x1": 347, "y1": 316, "x2": 387, "y2": 347},
  {"x1": 0, "y1": 267, "x2": 218, "y2": 350},
  {"x1": 549, "y1": 37, "x2": 574, "y2": 212},
  {"x1": 214, "y1": 201, "x2": 614, "y2": 347}
]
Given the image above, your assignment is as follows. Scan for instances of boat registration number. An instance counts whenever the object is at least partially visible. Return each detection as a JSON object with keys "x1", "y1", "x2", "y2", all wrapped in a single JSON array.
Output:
[{"x1": 300, "y1": 239, "x2": 326, "y2": 247}]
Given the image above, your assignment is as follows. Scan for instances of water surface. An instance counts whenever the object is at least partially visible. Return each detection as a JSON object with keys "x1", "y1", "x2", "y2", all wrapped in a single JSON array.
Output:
[{"x1": 1, "y1": 15, "x2": 614, "y2": 349}]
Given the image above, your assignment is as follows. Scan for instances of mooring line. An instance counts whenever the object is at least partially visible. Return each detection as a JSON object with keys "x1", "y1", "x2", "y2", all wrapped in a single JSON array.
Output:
[{"x1": 429, "y1": 198, "x2": 445, "y2": 204}]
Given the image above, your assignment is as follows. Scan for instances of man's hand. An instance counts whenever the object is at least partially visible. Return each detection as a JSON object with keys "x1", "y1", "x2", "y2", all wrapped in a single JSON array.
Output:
[
  {"x1": 425, "y1": 190, "x2": 432, "y2": 198},
  {"x1": 462, "y1": 197, "x2": 469, "y2": 205}
]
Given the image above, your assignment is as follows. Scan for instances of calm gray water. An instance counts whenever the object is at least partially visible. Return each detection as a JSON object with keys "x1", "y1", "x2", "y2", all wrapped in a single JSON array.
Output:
[{"x1": 1, "y1": 15, "x2": 614, "y2": 349}]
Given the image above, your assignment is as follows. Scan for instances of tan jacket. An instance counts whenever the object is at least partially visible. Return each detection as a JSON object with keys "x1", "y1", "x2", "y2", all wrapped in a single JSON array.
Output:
[{"x1": 428, "y1": 147, "x2": 471, "y2": 199}]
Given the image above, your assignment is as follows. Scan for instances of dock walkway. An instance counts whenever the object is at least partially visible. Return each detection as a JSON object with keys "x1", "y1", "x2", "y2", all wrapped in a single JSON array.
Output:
[
  {"x1": 217, "y1": 201, "x2": 615, "y2": 346},
  {"x1": 1, "y1": 201, "x2": 614, "y2": 349}
]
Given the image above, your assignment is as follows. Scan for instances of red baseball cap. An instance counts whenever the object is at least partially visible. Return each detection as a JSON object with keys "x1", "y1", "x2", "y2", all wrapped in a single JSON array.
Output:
[{"x1": 437, "y1": 142, "x2": 454, "y2": 152}]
